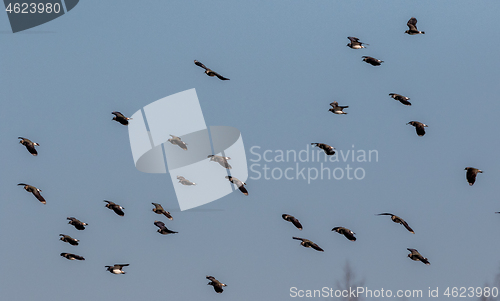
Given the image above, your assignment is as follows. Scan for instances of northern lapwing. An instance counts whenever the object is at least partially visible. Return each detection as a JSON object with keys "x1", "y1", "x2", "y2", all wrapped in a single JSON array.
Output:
[
  {"x1": 407, "y1": 121, "x2": 428, "y2": 136},
  {"x1": 60, "y1": 253, "x2": 85, "y2": 260},
  {"x1": 407, "y1": 248, "x2": 430, "y2": 265},
  {"x1": 177, "y1": 176, "x2": 196, "y2": 185},
  {"x1": 292, "y1": 237, "x2": 324, "y2": 252},
  {"x1": 329, "y1": 101, "x2": 348, "y2": 115},
  {"x1": 112, "y1": 111, "x2": 132, "y2": 125},
  {"x1": 332, "y1": 227, "x2": 356, "y2": 241},
  {"x1": 208, "y1": 155, "x2": 232, "y2": 169},
  {"x1": 194, "y1": 60, "x2": 230, "y2": 80},
  {"x1": 152, "y1": 203, "x2": 173, "y2": 220},
  {"x1": 167, "y1": 135, "x2": 188, "y2": 150},
  {"x1": 59, "y1": 234, "x2": 79, "y2": 246},
  {"x1": 18, "y1": 183, "x2": 46, "y2": 204},
  {"x1": 67, "y1": 217, "x2": 88, "y2": 230},
  {"x1": 226, "y1": 176, "x2": 248, "y2": 195},
  {"x1": 282, "y1": 214, "x2": 303, "y2": 230},
  {"x1": 347, "y1": 37, "x2": 368, "y2": 49},
  {"x1": 18, "y1": 137, "x2": 39, "y2": 156},
  {"x1": 377, "y1": 213, "x2": 414, "y2": 234},
  {"x1": 206, "y1": 276, "x2": 227, "y2": 293},
  {"x1": 154, "y1": 220, "x2": 178, "y2": 235},
  {"x1": 389, "y1": 93, "x2": 411, "y2": 106},
  {"x1": 104, "y1": 200, "x2": 125, "y2": 216},
  {"x1": 311, "y1": 143, "x2": 336, "y2": 155},
  {"x1": 362, "y1": 56, "x2": 384, "y2": 66},
  {"x1": 105, "y1": 264, "x2": 129, "y2": 274},
  {"x1": 405, "y1": 17, "x2": 425, "y2": 35}
]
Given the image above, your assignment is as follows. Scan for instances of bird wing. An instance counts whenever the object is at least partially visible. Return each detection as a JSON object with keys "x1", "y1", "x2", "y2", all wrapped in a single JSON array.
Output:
[
  {"x1": 214, "y1": 72, "x2": 230, "y2": 80},
  {"x1": 219, "y1": 157, "x2": 232, "y2": 169},
  {"x1": 112, "y1": 111, "x2": 125, "y2": 118},
  {"x1": 194, "y1": 60, "x2": 208, "y2": 70},
  {"x1": 163, "y1": 211, "x2": 173, "y2": 220},
  {"x1": 377, "y1": 213, "x2": 393, "y2": 216},
  {"x1": 407, "y1": 17, "x2": 418, "y2": 31},
  {"x1": 310, "y1": 242, "x2": 324, "y2": 252},
  {"x1": 343, "y1": 230, "x2": 356, "y2": 241},
  {"x1": 415, "y1": 124, "x2": 426, "y2": 136},
  {"x1": 238, "y1": 185, "x2": 249, "y2": 196},
  {"x1": 32, "y1": 189, "x2": 46, "y2": 204},
  {"x1": 152, "y1": 203, "x2": 163, "y2": 210},
  {"x1": 329, "y1": 101, "x2": 339, "y2": 108},
  {"x1": 401, "y1": 219, "x2": 415, "y2": 233},
  {"x1": 154, "y1": 220, "x2": 166, "y2": 229},
  {"x1": 113, "y1": 207, "x2": 125, "y2": 216},
  {"x1": 117, "y1": 264, "x2": 129, "y2": 268},
  {"x1": 292, "y1": 237, "x2": 305, "y2": 242},
  {"x1": 348, "y1": 36, "x2": 359, "y2": 42},
  {"x1": 466, "y1": 169, "x2": 477, "y2": 185},
  {"x1": 290, "y1": 217, "x2": 303, "y2": 230}
]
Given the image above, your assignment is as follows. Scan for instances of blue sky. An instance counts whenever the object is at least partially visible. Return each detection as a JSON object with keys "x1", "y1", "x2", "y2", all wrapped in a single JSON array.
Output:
[{"x1": 2, "y1": 1, "x2": 500, "y2": 300}]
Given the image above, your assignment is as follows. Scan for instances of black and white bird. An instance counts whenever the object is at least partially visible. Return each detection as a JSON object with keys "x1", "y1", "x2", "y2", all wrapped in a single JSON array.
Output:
[
  {"x1": 329, "y1": 101, "x2": 349, "y2": 115},
  {"x1": 362, "y1": 56, "x2": 384, "y2": 66},
  {"x1": 177, "y1": 176, "x2": 196, "y2": 185},
  {"x1": 208, "y1": 155, "x2": 232, "y2": 169},
  {"x1": 311, "y1": 143, "x2": 336, "y2": 155},
  {"x1": 332, "y1": 227, "x2": 356, "y2": 241},
  {"x1": 104, "y1": 200, "x2": 125, "y2": 216},
  {"x1": 67, "y1": 217, "x2": 88, "y2": 230},
  {"x1": 18, "y1": 137, "x2": 39, "y2": 156},
  {"x1": 152, "y1": 203, "x2": 173, "y2": 220},
  {"x1": 292, "y1": 237, "x2": 324, "y2": 252},
  {"x1": 60, "y1": 253, "x2": 85, "y2": 261},
  {"x1": 18, "y1": 183, "x2": 46, "y2": 204},
  {"x1": 59, "y1": 234, "x2": 79, "y2": 246},
  {"x1": 282, "y1": 214, "x2": 303, "y2": 230},
  {"x1": 347, "y1": 37, "x2": 368, "y2": 49},
  {"x1": 194, "y1": 60, "x2": 230, "y2": 80},
  {"x1": 105, "y1": 264, "x2": 129, "y2": 274},
  {"x1": 206, "y1": 276, "x2": 227, "y2": 293},
  {"x1": 167, "y1": 135, "x2": 188, "y2": 150},
  {"x1": 464, "y1": 167, "x2": 483, "y2": 186},
  {"x1": 389, "y1": 93, "x2": 411, "y2": 106},
  {"x1": 407, "y1": 248, "x2": 430, "y2": 265},
  {"x1": 405, "y1": 17, "x2": 425, "y2": 35},
  {"x1": 112, "y1": 111, "x2": 132, "y2": 125},
  {"x1": 376, "y1": 213, "x2": 414, "y2": 234},
  {"x1": 407, "y1": 121, "x2": 428, "y2": 136},
  {"x1": 226, "y1": 176, "x2": 248, "y2": 195},
  {"x1": 154, "y1": 220, "x2": 178, "y2": 235}
]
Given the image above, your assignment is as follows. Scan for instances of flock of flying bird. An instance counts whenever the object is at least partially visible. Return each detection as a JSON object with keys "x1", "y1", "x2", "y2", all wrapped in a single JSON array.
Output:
[
  {"x1": 284, "y1": 16, "x2": 485, "y2": 266},
  {"x1": 15, "y1": 16, "x2": 487, "y2": 294}
]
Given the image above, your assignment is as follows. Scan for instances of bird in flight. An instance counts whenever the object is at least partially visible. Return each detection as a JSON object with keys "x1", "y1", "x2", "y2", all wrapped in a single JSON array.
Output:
[
  {"x1": 329, "y1": 101, "x2": 349, "y2": 115},
  {"x1": 362, "y1": 56, "x2": 384, "y2": 66},
  {"x1": 154, "y1": 220, "x2": 178, "y2": 235},
  {"x1": 347, "y1": 37, "x2": 368, "y2": 49},
  {"x1": 67, "y1": 217, "x2": 88, "y2": 230},
  {"x1": 226, "y1": 176, "x2": 248, "y2": 195},
  {"x1": 407, "y1": 248, "x2": 430, "y2": 265},
  {"x1": 292, "y1": 237, "x2": 324, "y2": 252},
  {"x1": 112, "y1": 111, "x2": 132, "y2": 125},
  {"x1": 282, "y1": 214, "x2": 303, "y2": 230},
  {"x1": 464, "y1": 167, "x2": 483, "y2": 186},
  {"x1": 407, "y1": 121, "x2": 428, "y2": 136},
  {"x1": 59, "y1": 234, "x2": 79, "y2": 246},
  {"x1": 206, "y1": 276, "x2": 227, "y2": 293},
  {"x1": 167, "y1": 135, "x2": 188, "y2": 150},
  {"x1": 18, "y1": 137, "x2": 39, "y2": 156},
  {"x1": 177, "y1": 176, "x2": 196, "y2": 185},
  {"x1": 208, "y1": 155, "x2": 232, "y2": 169},
  {"x1": 389, "y1": 93, "x2": 411, "y2": 106},
  {"x1": 152, "y1": 203, "x2": 173, "y2": 220},
  {"x1": 60, "y1": 253, "x2": 85, "y2": 261},
  {"x1": 405, "y1": 17, "x2": 425, "y2": 35},
  {"x1": 104, "y1": 200, "x2": 125, "y2": 216},
  {"x1": 332, "y1": 227, "x2": 356, "y2": 241},
  {"x1": 18, "y1": 183, "x2": 46, "y2": 204},
  {"x1": 311, "y1": 143, "x2": 336, "y2": 155},
  {"x1": 105, "y1": 264, "x2": 129, "y2": 274},
  {"x1": 376, "y1": 213, "x2": 414, "y2": 234},
  {"x1": 194, "y1": 60, "x2": 230, "y2": 80}
]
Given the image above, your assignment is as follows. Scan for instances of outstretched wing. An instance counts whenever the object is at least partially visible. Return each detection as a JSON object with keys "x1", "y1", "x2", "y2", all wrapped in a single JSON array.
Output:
[
  {"x1": 310, "y1": 242, "x2": 324, "y2": 252},
  {"x1": 154, "y1": 220, "x2": 166, "y2": 229},
  {"x1": 32, "y1": 189, "x2": 46, "y2": 204},
  {"x1": 194, "y1": 60, "x2": 208, "y2": 70},
  {"x1": 348, "y1": 36, "x2": 359, "y2": 43},
  {"x1": 407, "y1": 17, "x2": 418, "y2": 31},
  {"x1": 400, "y1": 219, "x2": 415, "y2": 234},
  {"x1": 214, "y1": 72, "x2": 230, "y2": 80}
]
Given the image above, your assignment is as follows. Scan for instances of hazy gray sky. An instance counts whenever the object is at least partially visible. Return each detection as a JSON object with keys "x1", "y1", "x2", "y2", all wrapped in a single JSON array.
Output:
[{"x1": 2, "y1": 1, "x2": 500, "y2": 300}]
